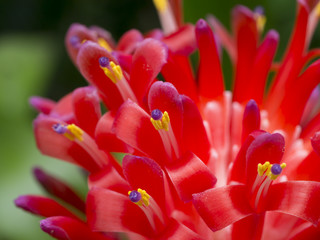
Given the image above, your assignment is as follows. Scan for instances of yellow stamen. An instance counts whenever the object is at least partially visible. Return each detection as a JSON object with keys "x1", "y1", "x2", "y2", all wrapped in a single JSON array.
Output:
[
  {"x1": 316, "y1": 1, "x2": 320, "y2": 17},
  {"x1": 100, "y1": 61, "x2": 123, "y2": 84},
  {"x1": 81, "y1": 39, "x2": 87, "y2": 44},
  {"x1": 128, "y1": 188, "x2": 150, "y2": 207},
  {"x1": 98, "y1": 38, "x2": 112, "y2": 52},
  {"x1": 255, "y1": 14, "x2": 266, "y2": 32},
  {"x1": 150, "y1": 111, "x2": 170, "y2": 131},
  {"x1": 64, "y1": 124, "x2": 84, "y2": 141},
  {"x1": 153, "y1": 0, "x2": 168, "y2": 13},
  {"x1": 257, "y1": 161, "x2": 270, "y2": 176},
  {"x1": 258, "y1": 161, "x2": 286, "y2": 180}
]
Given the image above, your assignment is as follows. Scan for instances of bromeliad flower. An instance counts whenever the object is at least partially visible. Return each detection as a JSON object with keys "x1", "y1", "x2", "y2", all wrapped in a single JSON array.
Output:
[{"x1": 15, "y1": 0, "x2": 320, "y2": 239}]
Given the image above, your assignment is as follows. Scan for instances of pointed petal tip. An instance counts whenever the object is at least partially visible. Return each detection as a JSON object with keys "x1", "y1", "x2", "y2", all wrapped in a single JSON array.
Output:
[
  {"x1": 195, "y1": 19, "x2": 208, "y2": 31},
  {"x1": 14, "y1": 195, "x2": 28, "y2": 210},
  {"x1": 40, "y1": 218, "x2": 69, "y2": 240}
]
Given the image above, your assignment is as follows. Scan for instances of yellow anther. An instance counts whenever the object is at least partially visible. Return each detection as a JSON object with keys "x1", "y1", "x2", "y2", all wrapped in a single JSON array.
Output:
[
  {"x1": 98, "y1": 38, "x2": 112, "y2": 52},
  {"x1": 257, "y1": 161, "x2": 270, "y2": 176},
  {"x1": 153, "y1": 0, "x2": 168, "y2": 13},
  {"x1": 81, "y1": 39, "x2": 87, "y2": 44},
  {"x1": 128, "y1": 188, "x2": 150, "y2": 207},
  {"x1": 100, "y1": 61, "x2": 123, "y2": 84},
  {"x1": 316, "y1": 1, "x2": 320, "y2": 17},
  {"x1": 255, "y1": 14, "x2": 266, "y2": 32},
  {"x1": 64, "y1": 124, "x2": 84, "y2": 141},
  {"x1": 258, "y1": 161, "x2": 286, "y2": 180},
  {"x1": 150, "y1": 111, "x2": 170, "y2": 131}
]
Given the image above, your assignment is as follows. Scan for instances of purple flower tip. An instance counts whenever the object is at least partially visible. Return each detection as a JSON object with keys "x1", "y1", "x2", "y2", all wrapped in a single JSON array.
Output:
[
  {"x1": 52, "y1": 123, "x2": 67, "y2": 134},
  {"x1": 99, "y1": 56, "x2": 109, "y2": 67},
  {"x1": 70, "y1": 36, "x2": 80, "y2": 47},
  {"x1": 33, "y1": 167, "x2": 46, "y2": 182},
  {"x1": 14, "y1": 196, "x2": 32, "y2": 212},
  {"x1": 271, "y1": 164, "x2": 282, "y2": 175},
  {"x1": 151, "y1": 109, "x2": 163, "y2": 120},
  {"x1": 40, "y1": 219, "x2": 68, "y2": 239},
  {"x1": 129, "y1": 190, "x2": 141, "y2": 203},
  {"x1": 254, "y1": 6, "x2": 265, "y2": 15},
  {"x1": 196, "y1": 19, "x2": 208, "y2": 31}
]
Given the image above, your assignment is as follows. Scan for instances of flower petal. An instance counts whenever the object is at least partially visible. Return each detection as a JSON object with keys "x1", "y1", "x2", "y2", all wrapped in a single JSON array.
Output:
[
  {"x1": 229, "y1": 130, "x2": 265, "y2": 184},
  {"x1": 14, "y1": 195, "x2": 78, "y2": 219},
  {"x1": 196, "y1": 19, "x2": 224, "y2": 99},
  {"x1": 29, "y1": 96, "x2": 56, "y2": 115},
  {"x1": 161, "y1": 52, "x2": 198, "y2": 103},
  {"x1": 112, "y1": 100, "x2": 168, "y2": 164},
  {"x1": 279, "y1": 59, "x2": 320, "y2": 126},
  {"x1": 266, "y1": 0, "x2": 309, "y2": 115},
  {"x1": 162, "y1": 24, "x2": 196, "y2": 55},
  {"x1": 116, "y1": 29, "x2": 144, "y2": 54},
  {"x1": 34, "y1": 115, "x2": 101, "y2": 172},
  {"x1": 159, "y1": 218, "x2": 205, "y2": 240},
  {"x1": 266, "y1": 181, "x2": 320, "y2": 225},
  {"x1": 122, "y1": 155, "x2": 166, "y2": 209},
  {"x1": 87, "y1": 187, "x2": 154, "y2": 237},
  {"x1": 95, "y1": 111, "x2": 133, "y2": 153},
  {"x1": 232, "y1": 5, "x2": 258, "y2": 103},
  {"x1": 166, "y1": 151, "x2": 216, "y2": 202},
  {"x1": 77, "y1": 41, "x2": 123, "y2": 110},
  {"x1": 148, "y1": 81, "x2": 183, "y2": 149},
  {"x1": 241, "y1": 99, "x2": 261, "y2": 143},
  {"x1": 130, "y1": 39, "x2": 168, "y2": 105},
  {"x1": 40, "y1": 216, "x2": 109, "y2": 240},
  {"x1": 65, "y1": 23, "x2": 98, "y2": 65},
  {"x1": 192, "y1": 185, "x2": 253, "y2": 231},
  {"x1": 246, "y1": 132, "x2": 285, "y2": 188},
  {"x1": 72, "y1": 86, "x2": 101, "y2": 137},
  {"x1": 181, "y1": 95, "x2": 210, "y2": 163},
  {"x1": 33, "y1": 167, "x2": 85, "y2": 212},
  {"x1": 245, "y1": 30, "x2": 279, "y2": 105}
]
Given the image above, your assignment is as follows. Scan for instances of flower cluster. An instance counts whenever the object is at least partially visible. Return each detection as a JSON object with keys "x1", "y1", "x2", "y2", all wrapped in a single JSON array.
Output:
[{"x1": 15, "y1": 0, "x2": 320, "y2": 239}]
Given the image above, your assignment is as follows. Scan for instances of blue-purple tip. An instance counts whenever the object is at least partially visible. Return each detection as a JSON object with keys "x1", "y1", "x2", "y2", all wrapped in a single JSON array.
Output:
[
  {"x1": 254, "y1": 6, "x2": 265, "y2": 15},
  {"x1": 70, "y1": 36, "x2": 80, "y2": 47},
  {"x1": 129, "y1": 190, "x2": 141, "y2": 203},
  {"x1": 151, "y1": 109, "x2": 163, "y2": 120},
  {"x1": 271, "y1": 164, "x2": 282, "y2": 175},
  {"x1": 52, "y1": 123, "x2": 67, "y2": 134},
  {"x1": 99, "y1": 56, "x2": 109, "y2": 68}
]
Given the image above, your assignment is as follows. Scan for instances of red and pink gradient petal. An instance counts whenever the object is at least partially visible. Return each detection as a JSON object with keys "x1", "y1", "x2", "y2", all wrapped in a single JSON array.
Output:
[
  {"x1": 33, "y1": 167, "x2": 85, "y2": 213},
  {"x1": 72, "y1": 86, "x2": 101, "y2": 137},
  {"x1": 130, "y1": 39, "x2": 168, "y2": 105},
  {"x1": 196, "y1": 19, "x2": 224, "y2": 100},
  {"x1": 87, "y1": 187, "x2": 155, "y2": 237},
  {"x1": 15, "y1": 195, "x2": 78, "y2": 219},
  {"x1": 77, "y1": 41, "x2": 122, "y2": 111},
  {"x1": 40, "y1": 216, "x2": 109, "y2": 240},
  {"x1": 193, "y1": 184, "x2": 254, "y2": 231},
  {"x1": 266, "y1": 181, "x2": 320, "y2": 225},
  {"x1": 116, "y1": 29, "x2": 144, "y2": 54},
  {"x1": 166, "y1": 152, "x2": 216, "y2": 202},
  {"x1": 122, "y1": 155, "x2": 166, "y2": 210},
  {"x1": 112, "y1": 100, "x2": 168, "y2": 165}
]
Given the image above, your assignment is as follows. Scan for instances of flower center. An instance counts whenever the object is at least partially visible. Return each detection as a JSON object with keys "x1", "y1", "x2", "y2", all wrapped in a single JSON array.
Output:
[
  {"x1": 150, "y1": 110, "x2": 180, "y2": 161},
  {"x1": 99, "y1": 57, "x2": 137, "y2": 103},
  {"x1": 52, "y1": 123, "x2": 84, "y2": 141},
  {"x1": 251, "y1": 161, "x2": 286, "y2": 212},
  {"x1": 128, "y1": 188, "x2": 165, "y2": 233}
]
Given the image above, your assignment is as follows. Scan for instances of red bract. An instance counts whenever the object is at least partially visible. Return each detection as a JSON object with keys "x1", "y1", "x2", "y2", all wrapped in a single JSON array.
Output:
[{"x1": 17, "y1": 0, "x2": 320, "y2": 239}]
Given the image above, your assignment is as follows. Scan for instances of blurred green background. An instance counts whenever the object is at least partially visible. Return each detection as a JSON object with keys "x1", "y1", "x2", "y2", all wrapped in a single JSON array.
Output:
[{"x1": 0, "y1": 0, "x2": 317, "y2": 239}]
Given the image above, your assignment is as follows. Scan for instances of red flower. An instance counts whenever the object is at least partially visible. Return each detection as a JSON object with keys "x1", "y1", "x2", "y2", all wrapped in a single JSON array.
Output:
[{"x1": 15, "y1": 0, "x2": 320, "y2": 239}]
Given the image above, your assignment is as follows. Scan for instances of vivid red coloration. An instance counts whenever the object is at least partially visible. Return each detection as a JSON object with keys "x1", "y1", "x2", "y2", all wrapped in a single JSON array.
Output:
[{"x1": 16, "y1": 1, "x2": 320, "y2": 240}]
